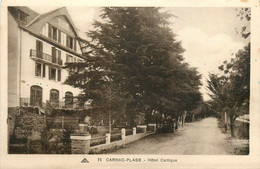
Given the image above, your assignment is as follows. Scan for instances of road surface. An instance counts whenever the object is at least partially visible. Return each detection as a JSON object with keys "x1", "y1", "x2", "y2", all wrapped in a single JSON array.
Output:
[{"x1": 108, "y1": 117, "x2": 229, "y2": 155}]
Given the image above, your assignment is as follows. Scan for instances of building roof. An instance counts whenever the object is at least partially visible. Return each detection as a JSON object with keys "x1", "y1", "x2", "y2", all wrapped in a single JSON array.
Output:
[
  {"x1": 8, "y1": 6, "x2": 39, "y2": 26},
  {"x1": 9, "y1": 6, "x2": 85, "y2": 41},
  {"x1": 26, "y1": 7, "x2": 80, "y2": 37},
  {"x1": 9, "y1": 6, "x2": 88, "y2": 58}
]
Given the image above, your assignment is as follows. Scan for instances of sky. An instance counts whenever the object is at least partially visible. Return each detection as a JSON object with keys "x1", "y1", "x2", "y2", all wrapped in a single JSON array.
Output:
[{"x1": 29, "y1": 6, "x2": 249, "y2": 101}]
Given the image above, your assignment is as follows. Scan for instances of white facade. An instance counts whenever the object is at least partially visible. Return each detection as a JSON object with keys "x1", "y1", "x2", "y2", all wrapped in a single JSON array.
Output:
[
  {"x1": 8, "y1": 7, "x2": 86, "y2": 109},
  {"x1": 19, "y1": 29, "x2": 82, "y2": 104}
]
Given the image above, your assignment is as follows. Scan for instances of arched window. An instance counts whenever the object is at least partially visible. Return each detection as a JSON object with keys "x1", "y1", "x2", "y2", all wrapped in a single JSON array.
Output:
[
  {"x1": 50, "y1": 89, "x2": 59, "y2": 108},
  {"x1": 50, "y1": 89, "x2": 59, "y2": 103},
  {"x1": 65, "y1": 91, "x2": 73, "y2": 108},
  {"x1": 30, "y1": 85, "x2": 43, "y2": 107}
]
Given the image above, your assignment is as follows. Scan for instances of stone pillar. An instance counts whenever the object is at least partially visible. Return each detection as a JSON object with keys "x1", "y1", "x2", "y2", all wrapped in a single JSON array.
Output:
[
  {"x1": 148, "y1": 124, "x2": 156, "y2": 133},
  {"x1": 133, "y1": 127, "x2": 136, "y2": 135},
  {"x1": 106, "y1": 133, "x2": 111, "y2": 144},
  {"x1": 79, "y1": 124, "x2": 88, "y2": 133},
  {"x1": 70, "y1": 133, "x2": 91, "y2": 154},
  {"x1": 121, "y1": 128, "x2": 126, "y2": 140},
  {"x1": 173, "y1": 122, "x2": 176, "y2": 133}
]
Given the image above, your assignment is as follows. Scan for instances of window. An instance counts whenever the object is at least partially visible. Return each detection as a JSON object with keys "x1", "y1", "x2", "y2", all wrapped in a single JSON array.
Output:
[
  {"x1": 65, "y1": 91, "x2": 73, "y2": 108},
  {"x1": 58, "y1": 69, "x2": 61, "y2": 81},
  {"x1": 36, "y1": 40, "x2": 43, "y2": 58},
  {"x1": 16, "y1": 9, "x2": 28, "y2": 23},
  {"x1": 9, "y1": 8, "x2": 28, "y2": 23},
  {"x1": 52, "y1": 27, "x2": 57, "y2": 41},
  {"x1": 58, "y1": 30, "x2": 61, "y2": 43},
  {"x1": 49, "y1": 67, "x2": 56, "y2": 81},
  {"x1": 50, "y1": 89, "x2": 59, "y2": 103},
  {"x1": 30, "y1": 85, "x2": 42, "y2": 107},
  {"x1": 35, "y1": 63, "x2": 42, "y2": 77},
  {"x1": 35, "y1": 63, "x2": 45, "y2": 78},
  {"x1": 58, "y1": 50, "x2": 61, "y2": 60},
  {"x1": 66, "y1": 35, "x2": 73, "y2": 49},
  {"x1": 48, "y1": 24, "x2": 58, "y2": 41}
]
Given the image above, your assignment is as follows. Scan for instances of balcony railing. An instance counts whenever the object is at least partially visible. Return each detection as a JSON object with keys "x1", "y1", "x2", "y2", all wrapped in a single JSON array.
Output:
[{"x1": 30, "y1": 49, "x2": 63, "y2": 66}]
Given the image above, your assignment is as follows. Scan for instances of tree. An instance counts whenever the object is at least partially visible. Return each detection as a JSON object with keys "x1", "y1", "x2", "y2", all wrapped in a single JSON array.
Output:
[
  {"x1": 66, "y1": 7, "x2": 202, "y2": 129},
  {"x1": 235, "y1": 8, "x2": 251, "y2": 39},
  {"x1": 206, "y1": 7, "x2": 250, "y2": 137},
  {"x1": 207, "y1": 43, "x2": 250, "y2": 137},
  {"x1": 65, "y1": 43, "x2": 128, "y2": 133}
]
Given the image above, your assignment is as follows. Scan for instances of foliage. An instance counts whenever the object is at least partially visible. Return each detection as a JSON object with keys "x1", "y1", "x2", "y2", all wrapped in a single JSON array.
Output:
[
  {"x1": 207, "y1": 44, "x2": 250, "y2": 137},
  {"x1": 206, "y1": 7, "x2": 250, "y2": 137},
  {"x1": 65, "y1": 7, "x2": 202, "y2": 127},
  {"x1": 235, "y1": 8, "x2": 251, "y2": 39}
]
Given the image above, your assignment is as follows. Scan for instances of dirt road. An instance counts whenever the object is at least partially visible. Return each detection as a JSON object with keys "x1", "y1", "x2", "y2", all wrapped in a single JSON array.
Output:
[{"x1": 108, "y1": 117, "x2": 229, "y2": 155}]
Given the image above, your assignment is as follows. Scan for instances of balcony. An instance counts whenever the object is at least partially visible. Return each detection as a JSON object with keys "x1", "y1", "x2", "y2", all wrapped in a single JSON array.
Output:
[{"x1": 30, "y1": 49, "x2": 63, "y2": 67}]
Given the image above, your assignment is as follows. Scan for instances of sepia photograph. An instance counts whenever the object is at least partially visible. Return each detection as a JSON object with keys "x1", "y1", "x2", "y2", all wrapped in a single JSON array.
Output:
[{"x1": 6, "y1": 5, "x2": 251, "y2": 156}]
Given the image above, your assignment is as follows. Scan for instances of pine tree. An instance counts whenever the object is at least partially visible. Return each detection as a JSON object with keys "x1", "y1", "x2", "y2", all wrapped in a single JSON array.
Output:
[{"x1": 65, "y1": 7, "x2": 202, "y2": 128}]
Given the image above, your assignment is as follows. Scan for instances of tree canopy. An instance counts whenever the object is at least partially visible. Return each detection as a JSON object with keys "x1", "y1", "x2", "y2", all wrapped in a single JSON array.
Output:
[{"x1": 65, "y1": 7, "x2": 202, "y2": 127}]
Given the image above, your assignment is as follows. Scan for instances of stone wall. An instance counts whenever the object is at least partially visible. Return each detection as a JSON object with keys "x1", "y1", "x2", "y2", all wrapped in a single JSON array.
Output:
[
  {"x1": 70, "y1": 125, "x2": 155, "y2": 154},
  {"x1": 89, "y1": 133, "x2": 148, "y2": 154}
]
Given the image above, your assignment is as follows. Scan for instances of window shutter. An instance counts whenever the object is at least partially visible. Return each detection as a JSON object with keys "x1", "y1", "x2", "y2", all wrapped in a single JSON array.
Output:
[
  {"x1": 39, "y1": 41, "x2": 43, "y2": 58},
  {"x1": 66, "y1": 54, "x2": 68, "y2": 63},
  {"x1": 58, "y1": 70, "x2": 61, "y2": 81},
  {"x1": 35, "y1": 63, "x2": 37, "y2": 76},
  {"x1": 43, "y1": 64, "x2": 46, "y2": 77},
  {"x1": 58, "y1": 30, "x2": 61, "y2": 43},
  {"x1": 36, "y1": 40, "x2": 43, "y2": 58},
  {"x1": 36, "y1": 40, "x2": 39, "y2": 58},
  {"x1": 66, "y1": 35, "x2": 69, "y2": 47},
  {"x1": 52, "y1": 47, "x2": 56, "y2": 63},
  {"x1": 48, "y1": 24, "x2": 52, "y2": 38},
  {"x1": 49, "y1": 66, "x2": 51, "y2": 80},
  {"x1": 74, "y1": 39, "x2": 77, "y2": 51}
]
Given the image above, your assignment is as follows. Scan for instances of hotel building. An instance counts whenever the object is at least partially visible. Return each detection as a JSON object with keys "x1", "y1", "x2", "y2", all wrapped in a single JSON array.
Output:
[{"x1": 8, "y1": 6, "x2": 86, "y2": 110}]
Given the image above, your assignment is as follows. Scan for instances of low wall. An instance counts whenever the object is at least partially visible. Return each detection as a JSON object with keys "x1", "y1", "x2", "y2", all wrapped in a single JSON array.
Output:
[
  {"x1": 89, "y1": 132, "x2": 151, "y2": 154},
  {"x1": 70, "y1": 125, "x2": 156, "y2": 154}
]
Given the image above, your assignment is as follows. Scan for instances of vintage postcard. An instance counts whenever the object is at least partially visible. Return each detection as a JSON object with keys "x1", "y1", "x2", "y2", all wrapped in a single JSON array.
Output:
[{"x1": 1, "y1": 0, "x2": 260, "y2": 168}]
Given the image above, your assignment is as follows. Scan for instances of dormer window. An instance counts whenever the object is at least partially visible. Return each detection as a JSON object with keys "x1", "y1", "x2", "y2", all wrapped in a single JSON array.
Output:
[
  {"x1": 10, "y1": 7, "x2": 28, "y2": 23},
  {"x1": 18, "y1": 10, "x2": 28, "y2": 23}
]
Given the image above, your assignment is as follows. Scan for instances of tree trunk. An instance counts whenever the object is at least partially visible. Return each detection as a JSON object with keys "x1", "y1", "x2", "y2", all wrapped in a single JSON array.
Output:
[
  {"x1": 224, "y1": 112, "x2": 228, "y2": 133},
  {"x1": 108, "y1": 111, "x2": 111, "y2": 134},
  {"x1": 230, "y1": 118, "x2": 235, "y2": 138},
  {"x1": 26, "y1": 136, "x2": 31, "y2": 154}
]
